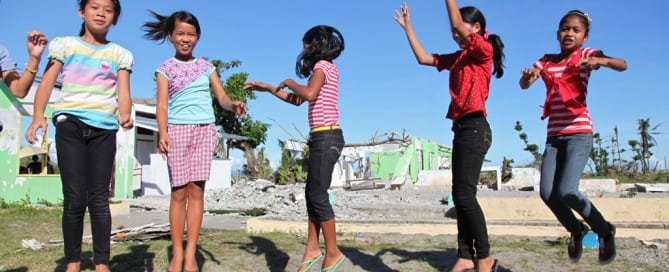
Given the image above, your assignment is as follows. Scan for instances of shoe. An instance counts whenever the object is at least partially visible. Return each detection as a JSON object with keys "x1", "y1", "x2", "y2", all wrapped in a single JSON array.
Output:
[
  {"x1": 598, "y1": 223, "x2": 616, "y2": 265},
  {"x1": 568, "y1": 222, "x2": 589, "y2": 262},
  {"x1": 320, "y1": 255, "x2": 346, "y2": 272},
  {"x1": 298, "y1": 253, "x2": 323, "y2": 272}
]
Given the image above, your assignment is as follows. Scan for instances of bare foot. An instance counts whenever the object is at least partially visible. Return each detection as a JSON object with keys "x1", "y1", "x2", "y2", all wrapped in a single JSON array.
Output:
[
  {"x1": 168, "y1": 252, "x2": 183, "y2": 272},
  {"x1": 477, "y1": 256, "x2": 497, "y2": 272},
  {"x1": 320, "y1": 251, "x2": 344, "y2": 270},
  {"x1": 94, "y1": 264, "x2": 110, "y2": 272},
  {"x1": 450, "y1": 258, "x2": 475, "y2": 272},
  {"x1": 297, "y1": 251, "x2": 324, "y2": 272},
  {"x1": 184, "y1": 254, "x2": 199, "y2": 272},
  {"x1": 65, "y1": 262, "x2": 81, "y2": 272}
]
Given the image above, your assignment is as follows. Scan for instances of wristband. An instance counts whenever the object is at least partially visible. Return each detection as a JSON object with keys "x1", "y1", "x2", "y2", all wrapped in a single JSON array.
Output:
[{"x1": 25, "y1": 67, "x2": 38, "y2": 74}]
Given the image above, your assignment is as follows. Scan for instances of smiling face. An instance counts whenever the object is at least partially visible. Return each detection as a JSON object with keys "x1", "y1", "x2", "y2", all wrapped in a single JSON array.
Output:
[
  {"x1": 78, "y1": 0, "x2": 116, "y2": 36},
  {"x1": 557, "y1": 15, "x2": 589, "y2": 52},
  {"x1": 169, "y1": 20, "x2": 199, "y2": 60}
]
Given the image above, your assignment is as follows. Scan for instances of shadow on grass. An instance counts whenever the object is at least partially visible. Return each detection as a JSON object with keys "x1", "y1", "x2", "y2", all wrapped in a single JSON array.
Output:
[
  {"x1": 109, "y1": 244, "x2": 155, "y2": 271},
  {"x1": 341, "y1": 246, "x2": 512, "y2": 272},
  {"x1": 227, "y1": 236, "x2": 290, "y2": 272},
  {"x1": 3, "y1": 267, "x2": 28, "y2": 272}
]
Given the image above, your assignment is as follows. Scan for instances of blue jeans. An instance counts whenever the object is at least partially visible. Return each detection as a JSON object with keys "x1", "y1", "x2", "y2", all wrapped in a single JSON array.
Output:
[
  {"x1": 306, "y1": 129, "x2": 344, "y2": 221},
  {"x1": 539, "y1": 133, "x2": 610, "y2": 235},
  {"x1": 55, "y1": 114, "x2": 116, "y2": 265},
  {"x1": 451, "y1": 114, "x2": 492, "y2": 259}
]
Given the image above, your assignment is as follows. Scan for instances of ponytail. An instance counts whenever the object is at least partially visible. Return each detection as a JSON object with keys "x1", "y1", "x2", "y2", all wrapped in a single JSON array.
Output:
[{"x1": 486, "y1": 33, "x2": 505, "y2": 78}]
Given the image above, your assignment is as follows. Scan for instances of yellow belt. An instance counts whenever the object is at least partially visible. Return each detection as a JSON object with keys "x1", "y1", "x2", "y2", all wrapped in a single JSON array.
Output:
[{"x1": 310, "y1": 125, "x2": 340, "y2": 133}]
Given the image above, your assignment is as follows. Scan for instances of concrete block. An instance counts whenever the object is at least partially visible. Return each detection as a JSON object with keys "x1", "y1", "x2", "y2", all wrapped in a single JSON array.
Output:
[
  {"x1": 416, "y1": 170, "x2": 452, "y2": 187},
  {"x1": 579, "y1": 178, "x2": 617, "y2": 195}
]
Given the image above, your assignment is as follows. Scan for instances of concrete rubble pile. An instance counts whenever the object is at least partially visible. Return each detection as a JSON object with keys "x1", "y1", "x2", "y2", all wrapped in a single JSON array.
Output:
[{"x1": 205, "y1": 180, "x2": 442, "y2": 219}]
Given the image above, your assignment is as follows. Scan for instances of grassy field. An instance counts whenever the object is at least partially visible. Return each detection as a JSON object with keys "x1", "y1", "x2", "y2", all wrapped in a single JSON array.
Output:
[{"x1": 1, "y1": 205, "x2": 668, "y2": 271}]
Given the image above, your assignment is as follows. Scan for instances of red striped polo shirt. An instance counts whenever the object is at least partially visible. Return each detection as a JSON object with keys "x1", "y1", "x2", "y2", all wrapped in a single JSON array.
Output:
[
  {"x1": 308, "y1": 60, "x2": 339, "y2": 128},
  {"x1": 535, "y1": 47, "x2": 601, "y2": 136}
]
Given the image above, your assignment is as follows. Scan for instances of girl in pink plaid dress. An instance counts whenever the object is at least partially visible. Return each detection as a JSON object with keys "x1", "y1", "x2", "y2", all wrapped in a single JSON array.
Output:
[{"x1": 142, "y1": 10, "x2": 246, "y2": 272}]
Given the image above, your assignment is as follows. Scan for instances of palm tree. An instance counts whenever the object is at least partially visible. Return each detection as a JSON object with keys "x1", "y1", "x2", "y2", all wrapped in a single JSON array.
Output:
[{"x1": 637, "y1": 118, "x2": 664, "y2": 174}]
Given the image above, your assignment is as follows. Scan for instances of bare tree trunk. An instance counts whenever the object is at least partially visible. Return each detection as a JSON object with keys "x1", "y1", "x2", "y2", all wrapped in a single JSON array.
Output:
[{"x1": 241, "y1": 141, "x2": 258, "y2": 179}]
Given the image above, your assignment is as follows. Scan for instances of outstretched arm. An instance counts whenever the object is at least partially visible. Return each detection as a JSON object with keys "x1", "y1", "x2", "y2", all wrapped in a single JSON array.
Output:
[
  {"x1": 393, "y1": 2, "x2": 433, "y2": 66},
  {"x1": 580, "y1": 53, "x2": 627, "y2": 72},
  {"x1": 445, "y1": 0, "x2": 471, "y2": 46},
  {"x1": 244, "y1": 80, "x2": 306, "y2": 106},
  {"x1": 245, "y1": 70, "x2": 325, "y2": 106}
]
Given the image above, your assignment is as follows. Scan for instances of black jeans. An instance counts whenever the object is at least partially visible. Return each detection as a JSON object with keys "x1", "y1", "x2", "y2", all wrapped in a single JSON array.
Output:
[
  {"x1": 55, "y1": 114, "x2": 116, "y2": 265},
  {"x1": 305, "y1": 129, "x2": 344, "y2": 221},
  {"x1": 451, "y1": 114, "x2": 492, "y2": 259}
]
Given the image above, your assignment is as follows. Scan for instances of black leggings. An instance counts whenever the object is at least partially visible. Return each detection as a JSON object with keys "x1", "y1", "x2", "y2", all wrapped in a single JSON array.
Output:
[
  {"x1": 55, "y1": 114, "x2": 116, "y2": 265},
  {"x1": 451, "y1": 114, "x2": 492, "y2": 259}
]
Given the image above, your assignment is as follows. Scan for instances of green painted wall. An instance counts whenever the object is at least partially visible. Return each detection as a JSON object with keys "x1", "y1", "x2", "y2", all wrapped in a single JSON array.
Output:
[
  {"x1": 0, "y1": 82, "x2": 135, "y2": 204},
  {"x1": 369, "y1": 137, "x2": 452, "y2": 183}
]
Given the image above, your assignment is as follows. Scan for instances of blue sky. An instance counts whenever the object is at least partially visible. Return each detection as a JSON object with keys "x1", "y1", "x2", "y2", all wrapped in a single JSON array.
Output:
[{"x1": 2, "y1": 0, "x2": 668, "y2": 171}]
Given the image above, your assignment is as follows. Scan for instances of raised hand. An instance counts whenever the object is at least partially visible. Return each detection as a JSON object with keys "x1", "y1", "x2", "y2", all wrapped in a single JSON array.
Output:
[
  {"x1": 26, "y1": 31, "x2": 48, "y2": 59},
  {"x1": 393, "y1": 2, "x2": 411, "y2": 29}
]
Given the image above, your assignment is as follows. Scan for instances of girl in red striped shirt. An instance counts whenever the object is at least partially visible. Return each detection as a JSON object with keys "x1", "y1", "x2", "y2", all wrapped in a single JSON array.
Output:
[{"x1": 519, "y1": 10, "x2": 627, "y2": 265}]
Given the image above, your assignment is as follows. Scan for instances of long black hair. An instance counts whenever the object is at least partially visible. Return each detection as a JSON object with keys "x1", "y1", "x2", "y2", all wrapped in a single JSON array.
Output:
[
  {"x1": 78, "y1": 0, "x2": 122, "y2": 36},
  {"x1": 295, "y1": 25, "x2": 345, "y2": 78},
  {"x1": 460, "y1": 6, "x2": 505, "y2": 78},
  {"x1": 142, "y1": 10, "x2": 201, "y2": 42}
]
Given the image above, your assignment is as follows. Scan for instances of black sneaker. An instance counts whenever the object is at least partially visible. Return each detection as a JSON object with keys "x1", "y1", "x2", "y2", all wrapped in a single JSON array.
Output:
[
  {"x1": 598, "y1": 223, "x2": 616, "y2": 265},
  {"x1": 568, "y1": 222, "x2": 589, "y2": 262}
]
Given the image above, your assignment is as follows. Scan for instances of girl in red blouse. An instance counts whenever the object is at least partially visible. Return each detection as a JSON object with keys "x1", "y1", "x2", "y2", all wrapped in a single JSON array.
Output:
[
  {"x1": 519, "y1": 10, "x2": 627, "y2": 265},
  {"x1": 394, "y1": 1, "x2": 504, "y2": 271}
]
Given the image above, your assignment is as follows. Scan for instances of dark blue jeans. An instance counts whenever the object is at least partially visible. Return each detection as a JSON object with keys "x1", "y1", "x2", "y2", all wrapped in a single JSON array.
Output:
[
  {"x1": 451, "y1": 114, "x2": 492, "y2": 260},
  {"x1": 55, "y1": 114, "x2": 116, "y2": 265},
  {"x1": 306, "y1": 129, "x2": 344, "y2": 221},
  {"x1": 540, "y1": 133, "x2": 610, "y2": 235}
]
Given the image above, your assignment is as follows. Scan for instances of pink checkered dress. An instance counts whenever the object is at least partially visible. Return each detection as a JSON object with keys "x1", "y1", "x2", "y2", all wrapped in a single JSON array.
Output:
[{"x1": 167, "y1": 123, "x2": 217, "y2": 187}]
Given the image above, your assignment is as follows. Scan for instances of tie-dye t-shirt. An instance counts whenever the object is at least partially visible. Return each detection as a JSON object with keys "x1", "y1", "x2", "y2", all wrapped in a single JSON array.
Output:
[
  {"x1": 155, "y1": 58, "x2": 215, "y2": 124},
  {"x1": 49, "y1": 36, "x2": 133, "y2": 130}
]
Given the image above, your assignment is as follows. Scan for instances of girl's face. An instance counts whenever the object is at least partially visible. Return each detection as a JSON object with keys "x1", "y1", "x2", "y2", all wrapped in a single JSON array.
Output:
[
  {"x1": 452, "y1": 22, "x2": 480, "y2": 49},
  {"x1": 78, "y1": 0, "x2": 116, "y2": 36},
  {"x1": 557, "y1": 16, "x2": 588, "y2": 52},
  {"x1": 169, "y1": 21, "x2": 199, "y2": 60}
]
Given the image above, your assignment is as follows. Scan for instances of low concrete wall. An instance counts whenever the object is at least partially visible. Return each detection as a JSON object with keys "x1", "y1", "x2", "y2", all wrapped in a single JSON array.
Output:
[{"x1": 247, "y1": 197, "x2": 669, "y2": 240}]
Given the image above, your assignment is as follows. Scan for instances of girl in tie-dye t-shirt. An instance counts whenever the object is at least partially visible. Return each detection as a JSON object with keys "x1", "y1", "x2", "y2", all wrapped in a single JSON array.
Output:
[{"x1": 25, "y1": 1, "x2": 132, "y2": 271}]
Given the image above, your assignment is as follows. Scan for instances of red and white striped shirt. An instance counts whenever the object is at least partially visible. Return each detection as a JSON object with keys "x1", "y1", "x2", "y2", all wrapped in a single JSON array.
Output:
[
  {"x1": 308, "y1": 60, "x2": 339, "y2": 128},
  {"x1": 535, "y1": 47, "x2": 601, "y2": 136}
]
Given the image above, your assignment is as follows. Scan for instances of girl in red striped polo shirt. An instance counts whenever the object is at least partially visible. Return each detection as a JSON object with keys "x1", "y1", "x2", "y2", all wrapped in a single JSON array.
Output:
[{"x1": 519, "y1": 10, "x2": 627, "y2": 265}]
